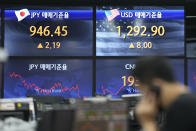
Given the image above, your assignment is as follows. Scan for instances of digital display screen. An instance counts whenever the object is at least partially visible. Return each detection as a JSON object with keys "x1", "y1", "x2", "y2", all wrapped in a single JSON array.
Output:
[
  {"x1": 4, "y1": 59, "x2": 92, "y2": 98},
  {"x1": 96, "y1": 6, "x2": 184, "y2": 56},
  {"x1": 96, "y1": 59, "x2": 184, "y2": 98},
  {"x1": 188, "y1": 59, "x2": 196, "y2": 92},
  {"x1": 4, "y1": 7, "x2": 93, "y2": 56},
  {"x1": 0, "y1": 6, "x2": 187, "y2": 99}
]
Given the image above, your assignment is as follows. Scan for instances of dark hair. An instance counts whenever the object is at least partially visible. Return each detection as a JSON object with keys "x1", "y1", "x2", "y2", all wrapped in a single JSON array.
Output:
[{"x1": 133, "y1": 56, "x2": 176, "y2": 84}]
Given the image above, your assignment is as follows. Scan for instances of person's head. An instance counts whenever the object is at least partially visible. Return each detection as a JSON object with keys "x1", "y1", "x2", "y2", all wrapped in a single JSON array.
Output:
[
  {"x1": 134, "y1": 56, "x2": 179, "y2": 107},
  {"x1": 134, "y1": 55, "x2": 188, "y2": 110},
  {"x1": 134, "y1": 55, "x2": 176, "y2": 88}
]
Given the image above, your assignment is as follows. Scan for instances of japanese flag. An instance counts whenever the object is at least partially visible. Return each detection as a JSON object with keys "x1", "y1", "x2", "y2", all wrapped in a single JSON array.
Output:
[{"x1": 15, "y1": 9, "x2": 30, "y2": 22}]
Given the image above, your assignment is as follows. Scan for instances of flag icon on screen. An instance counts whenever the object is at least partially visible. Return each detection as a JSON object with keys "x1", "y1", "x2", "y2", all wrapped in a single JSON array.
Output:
[
  {"x1": 105, "y1": 9, "x2": 120, "y2": 22},
  {"x1": 15, "y1": 9, "x2": 30, "y2": 22}
]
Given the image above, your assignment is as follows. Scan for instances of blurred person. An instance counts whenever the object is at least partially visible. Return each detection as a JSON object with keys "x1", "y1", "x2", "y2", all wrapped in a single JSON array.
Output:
[{"x1": 134, "y1": 56, "x2": 196, "y2": 131}]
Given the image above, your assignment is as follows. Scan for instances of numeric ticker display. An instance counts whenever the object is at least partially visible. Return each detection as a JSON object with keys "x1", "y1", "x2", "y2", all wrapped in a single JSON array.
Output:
[
  {"x1": 0, "y1": 6, "x2": 188, "y2": 98},
  {"x1": 4, "y1": 7, "x2": 93, "y2": 56},
  {"x1": 96, "y1": 59, "x2": 184, "y2": 98},
  {"x1": 96, "y1": 6, "x2": 184, "y2": 56}
]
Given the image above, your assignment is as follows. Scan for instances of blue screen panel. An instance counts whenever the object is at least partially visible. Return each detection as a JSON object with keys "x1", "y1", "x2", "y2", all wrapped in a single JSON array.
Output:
[
  {"x1": 4, "y1": 59, "x2": 92, "y2": 98},
  {"x1": 96, "y1": 6, "x2": 184, "y2": 56},
  {"x1": 4, "y1": 7, "x2": 93, "y2": 56},
  {"x1": 96, "y1": 59, "x2": 184, "y2": 98}
]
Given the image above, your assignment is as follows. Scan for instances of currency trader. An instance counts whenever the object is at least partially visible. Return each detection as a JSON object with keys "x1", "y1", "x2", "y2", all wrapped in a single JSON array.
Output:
[{"x1": 134, "y1": 56, "x2": 196, "y2": 131}]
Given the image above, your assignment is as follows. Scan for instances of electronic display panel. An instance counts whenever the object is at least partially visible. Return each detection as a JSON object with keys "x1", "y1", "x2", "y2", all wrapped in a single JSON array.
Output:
[
  {"x1": 4, "y1": 59, "x2": 92, "y2": 98},
  {"x1": 96, "y1": 59, "x2": 184, "y2": 98},
  {"x1": 188, "y1": 59, "x2": 196, "y2": 92},
  {"x1": 4, "y1": 7, "x2": 93, "y2": 56},
  {"x1": 96, "y1": 6, "x2": 184, "y2": 56}
]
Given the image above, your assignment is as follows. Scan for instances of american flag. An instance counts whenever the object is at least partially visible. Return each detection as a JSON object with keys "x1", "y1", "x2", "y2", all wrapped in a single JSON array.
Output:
[{"x1": 105, "y1": 9, "x2": 120, "y2": 22}]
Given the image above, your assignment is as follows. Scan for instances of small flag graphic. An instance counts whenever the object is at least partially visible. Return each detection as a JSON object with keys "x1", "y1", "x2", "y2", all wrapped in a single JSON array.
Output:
[
  {"x1": 105, "y1": 9, "x2": 120, "y2": 22},
  {"x1": 15, "y1": 9, "x2": 30, "y2": 22}
]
